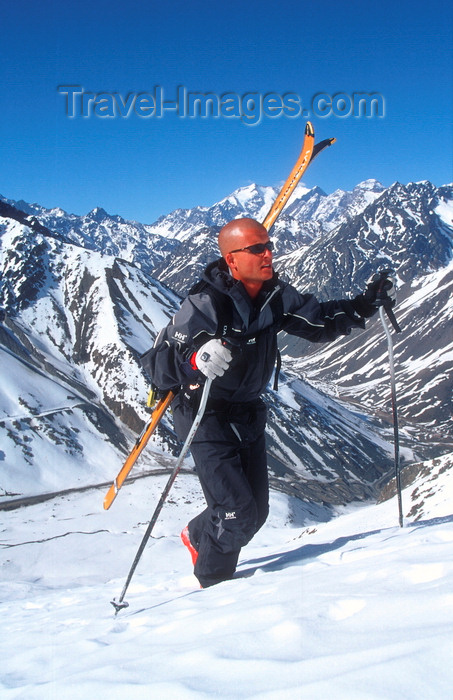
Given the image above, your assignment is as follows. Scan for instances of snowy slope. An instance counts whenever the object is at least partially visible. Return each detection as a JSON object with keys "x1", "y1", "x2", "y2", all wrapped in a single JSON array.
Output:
[{"x1": 1, "y1": 453, "x2": 452, "y2": 699}]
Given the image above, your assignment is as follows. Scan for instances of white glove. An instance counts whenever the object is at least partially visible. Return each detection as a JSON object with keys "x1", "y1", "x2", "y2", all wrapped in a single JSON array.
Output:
[{"x1": 195, "y1": 339, "x2": 232, "y2": 380}]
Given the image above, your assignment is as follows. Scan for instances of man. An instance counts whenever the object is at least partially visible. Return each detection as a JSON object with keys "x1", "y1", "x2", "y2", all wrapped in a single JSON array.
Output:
[{"x1": 140, "y1": 218, "x2": 395, "y2": 588}]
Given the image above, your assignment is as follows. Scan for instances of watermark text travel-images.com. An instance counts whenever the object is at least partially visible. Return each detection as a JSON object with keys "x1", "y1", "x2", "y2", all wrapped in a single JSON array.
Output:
[{"x1": 58, "y1": 85, "x2": 385, "y2": 125}]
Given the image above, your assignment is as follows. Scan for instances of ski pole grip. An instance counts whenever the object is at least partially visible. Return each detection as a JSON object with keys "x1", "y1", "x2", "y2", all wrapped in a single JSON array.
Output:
[{"x1": 373, "y1": 269, "x2": 401, "y2": 333}]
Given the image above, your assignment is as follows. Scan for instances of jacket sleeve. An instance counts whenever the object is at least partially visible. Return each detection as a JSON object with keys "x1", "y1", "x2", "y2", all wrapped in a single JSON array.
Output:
[
  {"x1": 140, "y1": 292, "x2": 219, "y2": 391},
  {"x1": 280, "y1": 282, "x2": 374, "y2": 342}
]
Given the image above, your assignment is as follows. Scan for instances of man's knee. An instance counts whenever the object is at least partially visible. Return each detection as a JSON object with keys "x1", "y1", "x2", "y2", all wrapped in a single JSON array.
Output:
[
  {"x1": 256, "y1": 500, "x2": 269, "y2": 532},
  {"x1": 213, "y1": 503, "x2": 258, "y2": 551}
]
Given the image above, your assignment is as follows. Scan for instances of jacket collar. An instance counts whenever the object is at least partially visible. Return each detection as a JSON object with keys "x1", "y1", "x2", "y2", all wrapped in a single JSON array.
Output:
[{"x1": 203, "y1": 258, "x2": 281, "y2": 327}]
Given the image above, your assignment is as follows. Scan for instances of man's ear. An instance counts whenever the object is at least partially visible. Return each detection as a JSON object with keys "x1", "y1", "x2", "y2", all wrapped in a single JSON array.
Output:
[{"x1": 225, "y1": 252, "x2": 238, "y2": 273}]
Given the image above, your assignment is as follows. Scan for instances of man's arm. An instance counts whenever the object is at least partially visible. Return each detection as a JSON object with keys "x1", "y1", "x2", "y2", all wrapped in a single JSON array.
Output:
[
  {"x1": 140, "y1": 292, "x2": 220, "y2": 390},
  {"x1": 280, "y1": 273, "x2": 396, "y2": 343}
]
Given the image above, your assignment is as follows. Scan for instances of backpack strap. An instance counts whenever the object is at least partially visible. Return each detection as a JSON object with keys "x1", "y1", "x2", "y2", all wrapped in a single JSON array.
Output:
[{"x1": 267, "y1": 284, "x2": 284, "y2": 391}]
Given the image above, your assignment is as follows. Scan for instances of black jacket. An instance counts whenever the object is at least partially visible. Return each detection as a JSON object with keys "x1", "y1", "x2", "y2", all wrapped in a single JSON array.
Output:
[{"x1": 140, "y1": 259, "x2": 372, "y2": 404}]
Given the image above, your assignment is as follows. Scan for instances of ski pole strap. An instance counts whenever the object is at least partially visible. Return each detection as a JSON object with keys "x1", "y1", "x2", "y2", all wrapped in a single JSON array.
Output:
[{"x1": 382, "y1": 302, "x2": 402, "y2": 334}]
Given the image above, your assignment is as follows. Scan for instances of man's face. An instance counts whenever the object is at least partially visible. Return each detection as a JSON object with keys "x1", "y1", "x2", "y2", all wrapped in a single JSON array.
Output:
[{"x1": 225, "y1": 225, "x2": 274, "y2": 289}]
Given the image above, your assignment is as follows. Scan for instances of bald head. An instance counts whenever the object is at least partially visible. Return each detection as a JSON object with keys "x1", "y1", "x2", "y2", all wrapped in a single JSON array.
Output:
[
  {"x1": 218, "y1": 218, "x2": 268, "y2": 257},
  {"x1": 217, "y1": 218, "x2": 274, "y2": 297}
]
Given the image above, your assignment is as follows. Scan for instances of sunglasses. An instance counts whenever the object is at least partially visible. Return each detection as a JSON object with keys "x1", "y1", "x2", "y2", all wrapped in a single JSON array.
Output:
[{"x1": 229, "y1": 240, "x2": 274, "y2": 255}]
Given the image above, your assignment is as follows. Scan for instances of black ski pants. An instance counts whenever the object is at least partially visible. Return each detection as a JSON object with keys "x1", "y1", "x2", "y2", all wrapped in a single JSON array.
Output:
[{"x1": 172, "y1": 393, "x2": 269, "y2": 588}]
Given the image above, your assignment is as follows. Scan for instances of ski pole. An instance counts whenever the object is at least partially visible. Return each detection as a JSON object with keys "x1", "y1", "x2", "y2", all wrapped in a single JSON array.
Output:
[
  {"x1": 379, "y1": 305, "x2": 403, "y2": 527},
  {"x1": 111, "y1": 377, "x2": 213, "y2": 614}
]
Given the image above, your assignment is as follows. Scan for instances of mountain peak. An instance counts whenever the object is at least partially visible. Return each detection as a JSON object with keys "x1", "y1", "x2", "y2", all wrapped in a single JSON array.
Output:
[
  {"x1": 223, "y1": 182, "x2": 276, "y2": 204},
  {"x1": 353, "y1": 179, "x2": 385, "y2": 192},
  {"x1": 87, "y1": 207, "x2": 109, "y2": 221}
]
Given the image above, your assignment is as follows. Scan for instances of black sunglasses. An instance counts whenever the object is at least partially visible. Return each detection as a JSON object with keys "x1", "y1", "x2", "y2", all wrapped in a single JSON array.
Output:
[{"x1": 229, "y1": 240, "x2": 274, "y2": 255}]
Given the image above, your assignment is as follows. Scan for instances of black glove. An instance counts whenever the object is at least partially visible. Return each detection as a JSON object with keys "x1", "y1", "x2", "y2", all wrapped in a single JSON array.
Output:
[
  {"x1": 364, "y1": 269, "x2": 397, "y2": 307},
  {"x1": 351, "y1": 269, "x2": 397, "y2": 318}
]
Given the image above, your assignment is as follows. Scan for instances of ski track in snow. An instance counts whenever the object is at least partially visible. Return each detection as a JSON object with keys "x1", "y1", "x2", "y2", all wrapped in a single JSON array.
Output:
[{"x1": 1, "y1": 472, "x2": 453, "y2": 700}]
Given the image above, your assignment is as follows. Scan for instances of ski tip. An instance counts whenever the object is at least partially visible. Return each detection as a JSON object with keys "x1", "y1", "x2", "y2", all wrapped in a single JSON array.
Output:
[
  {"x1": 111, "y1": 598, "x2": 129, "y2": 615},
  {"x1": 305, "y1": 121, "x2": 314, "y2": 136}
]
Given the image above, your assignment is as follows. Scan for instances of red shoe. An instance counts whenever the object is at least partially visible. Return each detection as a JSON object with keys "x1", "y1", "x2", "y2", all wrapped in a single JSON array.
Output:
[{"x1": 181, "y1": 526, "x2": 198, "y2": 566}]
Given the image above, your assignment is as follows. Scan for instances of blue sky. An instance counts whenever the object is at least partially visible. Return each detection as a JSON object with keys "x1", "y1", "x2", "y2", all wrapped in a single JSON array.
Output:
[{"x1": 1, "y1": 0, "x2": 452, "y2": 223}]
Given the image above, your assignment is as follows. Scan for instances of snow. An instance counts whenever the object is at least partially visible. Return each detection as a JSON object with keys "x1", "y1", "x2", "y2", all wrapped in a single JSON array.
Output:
[
  {"x1": 435, "y1": 197, "x2": 453, "y2": 228},
  {"x1": 0, "y1": 341, "x2": 129, "y2": 498},
  {"x1": 2, "y1": 180, "x2": 453, "y2": 697},
  {"x1": 2, "y1": 456, "x2": 453, "y2": 699},
  {"x1": 404, "y1": 261, "x2": 453, "y2": 311}
]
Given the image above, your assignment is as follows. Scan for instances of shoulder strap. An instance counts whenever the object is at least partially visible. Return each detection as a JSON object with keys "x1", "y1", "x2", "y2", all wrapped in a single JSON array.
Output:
[
  {"x1": 266, "y1": 286, "x2": 284, "y2": 391},
  {"x1": 269, "y1": 291, "x2": 283, "y2": 391},
  {"x1": 268, "y1": 286, "x2": 284, "y2": 328}
]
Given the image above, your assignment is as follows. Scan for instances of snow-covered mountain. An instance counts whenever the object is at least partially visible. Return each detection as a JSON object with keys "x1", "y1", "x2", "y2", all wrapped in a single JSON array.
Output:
[
  {"x1": 1, "y1": 178, "x2": 385, "y2": 291},
  {"x1": 0, "y1": 204, "x2": 183, "y2": 498},
  {"x1": 135, "y1": 180, "x2": 385, "y2": 294},
  {"x1": 1, "y1": 179, "x2": 452, "y2": 508},
  {"x1": 284, "y1": 178, "x2": 386, "y2": 231},
  {"x1": 277, "y1": 180, "x2": 453, "y2": 296},
  {"x1": 1, "y1": 178, "x2": 452, "y2": 700},
  {"x1": 277, "y1": 180, "x2": 453, "y2": 458}
]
